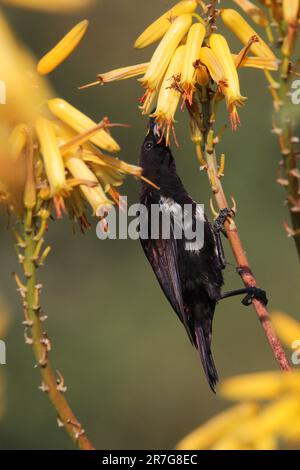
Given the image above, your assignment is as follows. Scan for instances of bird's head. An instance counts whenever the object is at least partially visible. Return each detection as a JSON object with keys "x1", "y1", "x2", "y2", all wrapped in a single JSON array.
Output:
[{"x1": 139, "y1": 115, "x2": 175, "y2": 178}]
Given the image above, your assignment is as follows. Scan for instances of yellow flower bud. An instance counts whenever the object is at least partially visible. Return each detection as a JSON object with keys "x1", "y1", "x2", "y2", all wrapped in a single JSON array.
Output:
[
  {"x1": 134, "y1": 0, "x2": 197, "y2": 49},
  {"x1": 181, "y1": 23, "x2": 206, "y2": 105},
  {"x1": 232, "y1": 54, "x2": 279, "y2": 71},
  {"x1": 199, "y1": 47, "x2": 226, "y2": 85},
  {"x1": 48, "y1": 98, "x2": 120, "y2": 153},
  {"x1": 37, "y1": 20, "x2": 89, "y2": 75},
  {"x1": 152, "y1": 45, "x2": 186, "y2": 145},
  {"x1": 283, "y1": 0, "x2": 299, "y2": 24},
  {"x1": 233, "y1": 0, "x2": 269, "y2": 26},
  {"x1": 139, "y1": 14, "x2": 192, "y2": 104},
  {"x1": 35, "y1": 117, "x2": 67, "y2": 196},
  {"x1": 209, "y1": 34, "x2": 247, "y2": 130},
  {"x1": 221, "y1": 9, "x2": 276, "y2": 60},
  {"x1": 79, "y1": 63, "x2": 149, "y2": 90},
  {"x1": 65, "y1": 153, "x2": 112, "y2": 215},
  {"x1": 9, "y1": 124, "x2": 29, "y2": 160}
]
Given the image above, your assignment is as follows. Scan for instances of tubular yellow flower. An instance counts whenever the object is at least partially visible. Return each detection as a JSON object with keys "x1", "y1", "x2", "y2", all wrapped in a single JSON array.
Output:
[
  {"x1": 37, "y1": 20, "x2": 89, "y2": 75},
  {"x1": 139, "y1": 14, "x2": 192, "y2": 105},
  {"x1": 181, "y1": 23, "x2": 206, "y2": 105},
  {"x1": 209, "y1": 34, "x2": 246, "y2": 130},
  {"x1": 283, "y1": 0, "x2": 300, "y2": 25},
  {"x1": 64, "y1": 153, "x2": 112, "y2": 215},
  {"x1": 48, "y1": 98, "x2": 120, "y2": 153},
  {"x1": 152, "y1": 45, "x2": 186, "y2": 146},
  {"x1": 233, "y1": 0, "x2": 269, "y2": 26},
  {"x1": 199, "y1": 47, "x2": 226, "y2": 85},
  {"x1": 35, "y1": 117, "x2": 67, "y2": 196},
  {"x1": 1, "y1": 0, "x2": 94, "y2": 13},
  {"x1": 221, "y1": 9, "x2": 276, "y2": 60},
  {"x1": 272, "y1": 312, "x2": 300, "y2": 348},
  {"x1": 176, "y1": 403, "x2": 258, "y2": 450},
  {"x1": 232, "y1": 54, "x2": 279, "y2": 71},
  {"x1": 9, "y1": 124, "x2": 29, "y2": 160},
  {"x1": 220, "y1": 371, "x2": 300, "y2": 400},
  {"x1": 134, "y1": 0, "x2": 197, "y2": 49},
  {"x1": 79, "y1": 63, "x2": 149, "y2": 90}
]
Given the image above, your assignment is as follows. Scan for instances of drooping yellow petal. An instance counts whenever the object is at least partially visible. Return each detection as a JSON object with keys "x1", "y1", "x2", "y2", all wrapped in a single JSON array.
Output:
[
  {"x1": 134, "y1": 0, "x2": 197, "y2": 49},
  {"x1": 272, "y1": 312, "x2": 300, "y2": 349},
  {"x1": 35, "y1": 117, "x2": 67, "y2": 196},
  {"x1": 209, "y1": 34, "x2": 247, "y2": 130},
  {"x1": 233, "y1": 0, "x2": 269, "y2": 26},
  {"x1": 181, "y1": 23, "x2": 206, "y2": 105},
  {"x1": 152, "y1": 45, "x2": 186, "y2": 145},
  {"x1": 221, "y1": 9, "x2": 276, "y2": 60},
  {"x1": 283, "y1": 0, "x2": 300, "y2": 25},
  {"x1": 176, "y1": 403, "x2": 258, "y2": 450},
  {"x1": 48, "y1": 98, "x2": 120, "y2": 153},
  {"x1": 37, "y1": 20, "x2": 89, "y2": 75},
  {"x1": 139, "y1": 14, "x2": 192, "y2": 95}
]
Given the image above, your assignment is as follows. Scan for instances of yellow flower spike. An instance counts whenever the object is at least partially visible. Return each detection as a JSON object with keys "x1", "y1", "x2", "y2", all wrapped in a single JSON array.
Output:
[
  {"x1": 221, "y1": 9, "x2": 276, "y2": 60},
  {"x1": 233, "y1": 0, "x2": 269, "y2": 26},
  {"x1": 35, "y1": 117, "x2": 67, "y2": 197},
  {"x1": 9, "y1": 124, "x2": 29, "y2": 161},
  {"x1": 272, "y1": 312, "x2": 300, "y2": 349},
  {"x1": 139, "y1": 14, "x2": 192, "y2": 106},
  {"x1": 134, "y1": 0, "x2": 197, "y2": 49},
  {"x1": 152, "y1": 45, "x2": 186, "y2": 146},
  {"x1": 283, "y1": 0, "x2": 300, "y2": 25},
  {"x1": 37, "y1": 20, "x2": 89, "y2": 75},
  {"x1": 48, "y1": 98, "x2": 120, "y2": 153},
  {"x1": 209, "y1": 34, "x2": 247, "y2": 130},
  {"x1": 79, "y1": 63, "x2": 149, "y2": 90},
  {"x1": 65, "y1": 152, "x2": 112, "y2": 216},
  {"x1": 181, "y1": 23, "x2": 206, "y2": 105},
  {"x1": 176, "y1": 403, "x2": 258, "y2": 450},
  {"x1": 233, "y1": 54, "x2": 279, "y2": 71}
]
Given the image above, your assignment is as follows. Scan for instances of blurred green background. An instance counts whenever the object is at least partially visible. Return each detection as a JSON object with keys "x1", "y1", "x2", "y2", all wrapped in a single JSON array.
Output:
[{"x1": 0, "y1": 0, "x2": 299, "y2": 450}]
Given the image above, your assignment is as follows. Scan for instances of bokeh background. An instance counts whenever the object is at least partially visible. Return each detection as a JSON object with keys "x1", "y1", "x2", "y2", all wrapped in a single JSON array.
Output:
[{"x1": 0, "y1": 0, "x2": 299, "y2": 450}]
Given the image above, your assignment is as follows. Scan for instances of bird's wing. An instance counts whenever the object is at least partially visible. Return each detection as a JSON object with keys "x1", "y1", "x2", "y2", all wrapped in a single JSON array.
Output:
[{"x1": 140, "y1": 195, "x2": 193, "y2": 342}]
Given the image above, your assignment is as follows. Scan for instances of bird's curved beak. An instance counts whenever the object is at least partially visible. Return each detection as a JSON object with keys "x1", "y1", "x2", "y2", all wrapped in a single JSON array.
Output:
[{"x1": 147, "y1": 112, "x2": 162, "y2": 142}]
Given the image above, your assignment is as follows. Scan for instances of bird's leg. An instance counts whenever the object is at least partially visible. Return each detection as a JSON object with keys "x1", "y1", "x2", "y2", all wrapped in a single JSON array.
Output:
[
  {"x1": 220, "y1": 287, "x2": 268, "y2": 306},
  {"x1": 213, "y1": 208, "x2": 233, "y2": 270}
]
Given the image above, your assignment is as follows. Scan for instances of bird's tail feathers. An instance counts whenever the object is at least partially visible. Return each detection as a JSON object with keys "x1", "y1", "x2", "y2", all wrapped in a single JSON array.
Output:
[{"x1": 195, "y1": 325, "x2": 219, "y2": 393}]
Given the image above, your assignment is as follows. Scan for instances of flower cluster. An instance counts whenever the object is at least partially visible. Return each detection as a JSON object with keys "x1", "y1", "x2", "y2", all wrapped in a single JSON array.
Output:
[
  {"x1": 0, "y1": 9, "x2": 146, "y2": 230},
  {"x1": 176, "y1": 312, "x2": 300, "y2": 450},
  {"x1": 81, "y1": 0, "x2": 279, "y2": 144}
]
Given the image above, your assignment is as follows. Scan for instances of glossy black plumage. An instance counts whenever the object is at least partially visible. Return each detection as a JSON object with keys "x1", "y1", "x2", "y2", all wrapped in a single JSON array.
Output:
[{"x1": 139, "y1": 119, "x2": 224, "y2": 392}]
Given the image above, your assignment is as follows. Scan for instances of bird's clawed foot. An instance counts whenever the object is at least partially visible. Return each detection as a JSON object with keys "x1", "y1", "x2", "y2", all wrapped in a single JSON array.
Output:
[{"x1": 241, "y1": 287, "x2": 268, "y2": 307}]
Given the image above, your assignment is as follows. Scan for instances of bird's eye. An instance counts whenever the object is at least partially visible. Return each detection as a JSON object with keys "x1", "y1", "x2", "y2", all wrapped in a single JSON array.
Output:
[{"x1": 144, "y1": 141, "x2": 154, "y2": 151}]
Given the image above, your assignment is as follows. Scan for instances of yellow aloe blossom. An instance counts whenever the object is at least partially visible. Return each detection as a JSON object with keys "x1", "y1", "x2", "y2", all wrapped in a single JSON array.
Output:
[
  {"x1": 233, "y1": 54, "x2": 279, "y2": 71},
  {"x1": 48, "y1": 98, "x2": 120, "y2": 153},
  {"x1": 271, "y1": 312, "x2": 300, "y2": 349},
  {"x1": 152, "y1": 45, "x2": 186, "y2": 146},
  {"x1": 209, "y1": 34, "x2": 247, "y2": 130},
  {"x1": 37, "y1": 20, "x2": 89, "y2": 75},
  {"x1": 198, "y1": 47, "x2": 227, "y2": 89},
  {"x1": 283, "y1": 0, "x2": 300, "y2": 25},
  {"x1": 8, "y1": 123, "x2": 29, "y2": 161},
  {"x1": 35, "y1": 117, "x2": 68, "y2": 197},
  {"x1": 233, "y1": 0, "x2": 269, "y2": 26},
  {"x1": 221, "y1": 9, "x2": 276, "y2": 60},
  {"x1": 1, "y1": 0, "x2": 94, "y2": 13},
  {"x1": 176, "y1": 403, "x2": 258, "y2": 450},
  {"x1": 134, "y1": 0, "x2": 197, "y2": 49},
  {"x1": 79, "y1": 63, "x2": 149, "y2": 90},
  {"x1": 181, "y1": 23, "x2": 206, "y2": 105},
  {"x1": 139, "y1": 14, "x2": 192, "y2": 109}
]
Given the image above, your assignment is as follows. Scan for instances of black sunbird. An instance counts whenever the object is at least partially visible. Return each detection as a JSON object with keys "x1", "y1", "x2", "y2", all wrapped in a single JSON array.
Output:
[{"x1": 139, "y1": 118, "x2": 267, "y2": 392}]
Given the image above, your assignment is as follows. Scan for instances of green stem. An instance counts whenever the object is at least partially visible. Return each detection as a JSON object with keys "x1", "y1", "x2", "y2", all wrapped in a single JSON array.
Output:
[{"x1": 20, "y1": 207, "x2": 95, "y2": 450}]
